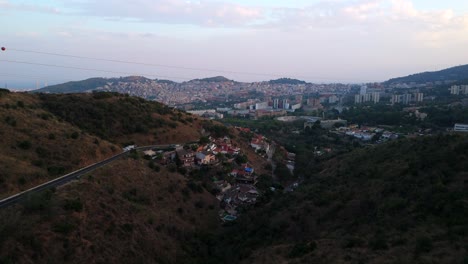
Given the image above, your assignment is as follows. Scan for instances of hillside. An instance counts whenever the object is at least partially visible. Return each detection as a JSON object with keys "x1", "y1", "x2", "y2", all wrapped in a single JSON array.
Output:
[
  {"x1": 33, "y1": 78, "x2": 110, "y2": 93},
  {"x1": 385, "y1": 64, "x2": 468, "y2": 85},
  {"x1": 0, "y1": 158, "x2": 220, "y2": 263},
  {"x1": 0, "y1": 90, "x2": 119, "y2": 198},
  {"x1": 32, "y1": 76, "x2": 234, "y2": 94},
  {"x1": 0, "y1": 91, "x2": 204, "y2": 199},
  {"x1": 193, "y1": 76, "x2": 233, "y2": 83},
  {"x1": 0, "y1": 91, "x2": 272, "y2": 264},
  {"x1": 269, "y1": 78, "x2": 307, "y2": 85},
  {"x1": 0, "y1": 89, "x2": 279, "y2": 263},
  {"x1": 2, "y1": 90, "x2": 467, "y2": 263},
  {"x1": 194, "y1": 134, "x2": 468, "y2": 263},
  {"x1": 37, "y1": 92, "x2": 203, "y2": 145}
]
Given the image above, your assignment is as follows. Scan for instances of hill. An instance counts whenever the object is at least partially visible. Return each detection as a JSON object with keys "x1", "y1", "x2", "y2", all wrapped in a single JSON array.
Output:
[
  {"x1": 193, "y1": 76, "x2": 233, "y2": 83},
  {"x1": 0, "y1": 91, "x2": 271, "y2": 263},
  {"x1": 33, "y1": 75, "x2": 236, "y2": 94},
  {"x1": 385, "y1": 64, "x2": 468, "y2": 85},
  {"x1": 37, "y1": 92, "x2": 202, "y2": 145},
  {"x1": 33, "y1": 77, "x2": 110, "y2": 93},
  {"x1": 0, "y1": 158, "x2": 220, "y2": 263},
  {"x1": 2, "y1": 90, "x2": 467, "y2": 263},
  {"x1": 0, "y1": 91, "x2": 204, "y2": 199},
  {"x1": 33, "y1": 76, "x2": 155, "y2": 94},
  {"x1": 193, "y1": 134, "x2": 468, "y2": 263},
  {"x1": 269, "y1": 78, "x2": 307, "y2": 85},
  {"x1": 0, "y1": 90, "x2": 119, "y2": 199}
]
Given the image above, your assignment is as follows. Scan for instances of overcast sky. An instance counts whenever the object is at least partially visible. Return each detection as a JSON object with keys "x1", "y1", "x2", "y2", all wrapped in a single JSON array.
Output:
[{"x1": 2, "y1": 0, "x2": 468, "y2": 89}]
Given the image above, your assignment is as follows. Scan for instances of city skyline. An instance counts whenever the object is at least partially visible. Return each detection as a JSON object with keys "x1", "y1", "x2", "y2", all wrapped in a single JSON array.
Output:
[{"x1": 2, "y1": 0, "x2": 468, "y2": 89}]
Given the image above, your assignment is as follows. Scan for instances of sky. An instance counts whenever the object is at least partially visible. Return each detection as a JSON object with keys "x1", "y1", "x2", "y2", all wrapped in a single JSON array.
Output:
[{"x1": 1, "y1": 0, "x2": 468, "y2": 89}]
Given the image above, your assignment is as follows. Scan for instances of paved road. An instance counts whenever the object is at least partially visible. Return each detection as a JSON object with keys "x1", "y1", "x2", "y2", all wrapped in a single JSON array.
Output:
[{"x1": 0, "y1": 144, "x2": 175, "y2": 209}]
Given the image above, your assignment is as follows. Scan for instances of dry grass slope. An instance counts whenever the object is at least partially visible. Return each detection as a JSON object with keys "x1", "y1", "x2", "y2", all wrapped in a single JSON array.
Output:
[
  {"x1": 0, "y1": 92, "x2": 119, "y2": 198},
  {"x1": 0, "y1": 158, "x2": 220, "y2": 264}
]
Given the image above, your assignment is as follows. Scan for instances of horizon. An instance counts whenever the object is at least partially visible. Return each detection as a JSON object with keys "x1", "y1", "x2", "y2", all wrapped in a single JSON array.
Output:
[{"x1": 2, "y1": 0, "x2": 468, "y2": 89}]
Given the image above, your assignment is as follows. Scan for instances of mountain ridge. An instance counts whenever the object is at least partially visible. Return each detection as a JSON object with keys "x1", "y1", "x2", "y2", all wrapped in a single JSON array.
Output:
[{"x1": 385, "y1": 64, "x2": 468, "y2": 85}]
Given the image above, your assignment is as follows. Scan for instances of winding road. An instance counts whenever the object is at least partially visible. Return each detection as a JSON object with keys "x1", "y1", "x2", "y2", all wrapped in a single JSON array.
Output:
[{"x1": 0, "y1": 144, "x2": 175, "y2": 209}]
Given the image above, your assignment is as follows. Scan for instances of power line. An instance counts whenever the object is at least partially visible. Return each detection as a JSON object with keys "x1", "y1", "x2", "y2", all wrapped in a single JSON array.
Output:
[
  {"x1": 1, "y1": 59, "x2": 195, "y2": 81},
  {"x1": 9, "y1": 48, "x2": 289, "y2": 78},
  {"x1": 7, "y1": 48, "x2": 374, "y2": 82}
]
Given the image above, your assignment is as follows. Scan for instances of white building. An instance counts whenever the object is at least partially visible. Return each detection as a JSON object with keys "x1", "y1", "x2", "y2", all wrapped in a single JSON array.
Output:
[
  {"x1": 450, "y1": 85, "x2": 468, "y2": 95},
  {"x1": 414, "y1": 93, "x2": 424, "y2": 102},
  {"x1": 355, "y1": 92, "x2": 379, "y2": 104},
  {"x1": 355, "y1": 94, "x2": 363, "y2": 104},
  {"x1": 255, "y1": 102, "x2": 269, "y2": 110},
  {"x1": 372, "y1": 92, "x2": 380, "y2": 103},
  {"x1": 402, "y1": 94, "x2": 412, "y2": 104},
  {"x1": 290, "y1": 103, "x2": 302, "y2": 111},
  {"x1": 454, "y1": 123, "x2": 468, "y2": 132}
]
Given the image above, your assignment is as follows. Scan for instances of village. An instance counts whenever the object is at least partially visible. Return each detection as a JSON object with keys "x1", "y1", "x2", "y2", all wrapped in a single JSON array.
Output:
[{"x1": 137, "y1": 127, "x2": 278, "y2": 222}]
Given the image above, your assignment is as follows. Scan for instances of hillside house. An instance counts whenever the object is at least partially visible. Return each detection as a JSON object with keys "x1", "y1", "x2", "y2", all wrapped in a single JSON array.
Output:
[
  {"x1": 250, "y1": 135, "x2": 269, "y2": 152},
  {"x1": 195, "y1": 151, "x2": 217, "y2": 165},
  {"x1": 176, "y1": 148, "x2": 195, "y2": 167},
  {"x1": 157, "y1": 151, "x2": 175, "y2": 165},
  {"x1": 223, "y1": 184, "x2": 259, "y2": 206}
]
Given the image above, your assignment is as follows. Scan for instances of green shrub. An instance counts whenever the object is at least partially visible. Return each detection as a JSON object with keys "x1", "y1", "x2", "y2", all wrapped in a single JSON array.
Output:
[
  {"x1": 70, "y1": 131, "x2": 79, "y2": 139},
  {"x1": 63, "y1": 198, "x2": 83, "y2": 212},
  {"x1": 16, "y1": 101, "x2": 25, "y2": 108},
  {"x1": 4, "y1": 116, "x2": 17, "y2": 126},
  {"x1": 47, "y1": 166, "x2": 65, "y2": 176},
  {"x1": 414, "y1": 235, "x2": 433, "y2": 254},
  {"x1": 194, "y1": 200, "x2": 205, "y2": 208},
  {"x1": 17, "y1": 140, "x2": 31, "y2": 150},
  {"x1": 369, "y1": 232, "x2": 388, "y2": 250},
  {"x1": 21, "y1": 190, "x2": 54, "y2": 213},
  {"x1": 288, "y1": 241, "x2": 317, "y2": 258},
  {"x1": 53, "y1": 221, "x2": 75, "y2": 234}
]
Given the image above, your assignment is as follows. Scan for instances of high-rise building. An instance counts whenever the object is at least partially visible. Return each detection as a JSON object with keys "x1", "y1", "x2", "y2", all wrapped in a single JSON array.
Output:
[
  {"x1": 414, "y1": 93, "x2": 424, "y2": 102},
  {"x1": 402, "y1": 94, "x2": 412, "y2": 104},
  {"x1": 450, "y1": 85, "x2": 468, "y2": 95},
  {"x1": 450, "y1": 85, "x2": 460, "y2": 95},
  {"x1": 363, "y1": 93, "x2": 371, "y2": 102},
  {"x1": 355, "y1": 94, "x2": 363, "y2": 104},
  {"x1": 273, "y1": 98, "x2": 279, "y2": 109},
  {"x1": 282, "y1": 99, "x2": 289, "y2": 109},
  {"x1": 372, "y1": 92, "x2": 380, "y2": 103},
  {"x1": 462, "y1": 85, "x2": 468, "y2": 95},
  {"x1": 391, "y1": 94, "x2": 400, "y2": 104}
]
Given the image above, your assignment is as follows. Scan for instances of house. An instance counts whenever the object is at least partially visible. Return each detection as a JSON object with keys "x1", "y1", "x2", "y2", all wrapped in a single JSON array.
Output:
[
  {"x1": 230, "y1": 165, "x2": 255, "y2": 184},
  {"x1": 250, "y1": 135, "x2": 269, "y2": 152},
  {"x1": 123, "y1": 145, "x2": 136, "y2": 151},
  {"x1": 176, "y1": 148, "x2": 195, "y2": 167},
  {"x1": 157, "y1": 151, "x2": 175, "y2": 165},
  {"x1": 287, "y1": 152, "x2": 296, "y2": 161},
  {"x1": 143, "y1": 150, "x2": 156, "y2": 157},
  {"x1": 223, "y1": 184, "x2": 259, "y2": 206},
  {"x1": 214, "y1": 180, "x2": 232, "y2": 193},
  {"x1": 195, "y1": 151, "x2": 216, "y2": 165}
]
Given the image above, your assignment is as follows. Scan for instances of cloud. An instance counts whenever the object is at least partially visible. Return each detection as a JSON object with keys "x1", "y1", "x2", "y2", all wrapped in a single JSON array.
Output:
[
  {"x1": 0, "y1": 0, "x2": 61, "y2": 14},
  {"x1": 67, "y1": 0, "x2": 263, "y2": 27},
  {"x1": 343, "y1": 1, "x2": 383, "y2": 21}
]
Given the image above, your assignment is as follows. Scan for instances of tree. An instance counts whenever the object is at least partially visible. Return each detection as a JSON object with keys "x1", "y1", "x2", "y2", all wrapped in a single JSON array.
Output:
[
  {"x1": 199, "y1": 136, "x2": 210, "y2": 145},
  {"x1": 235, "y1": 154, "x2": 248, "y2": 164}
]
